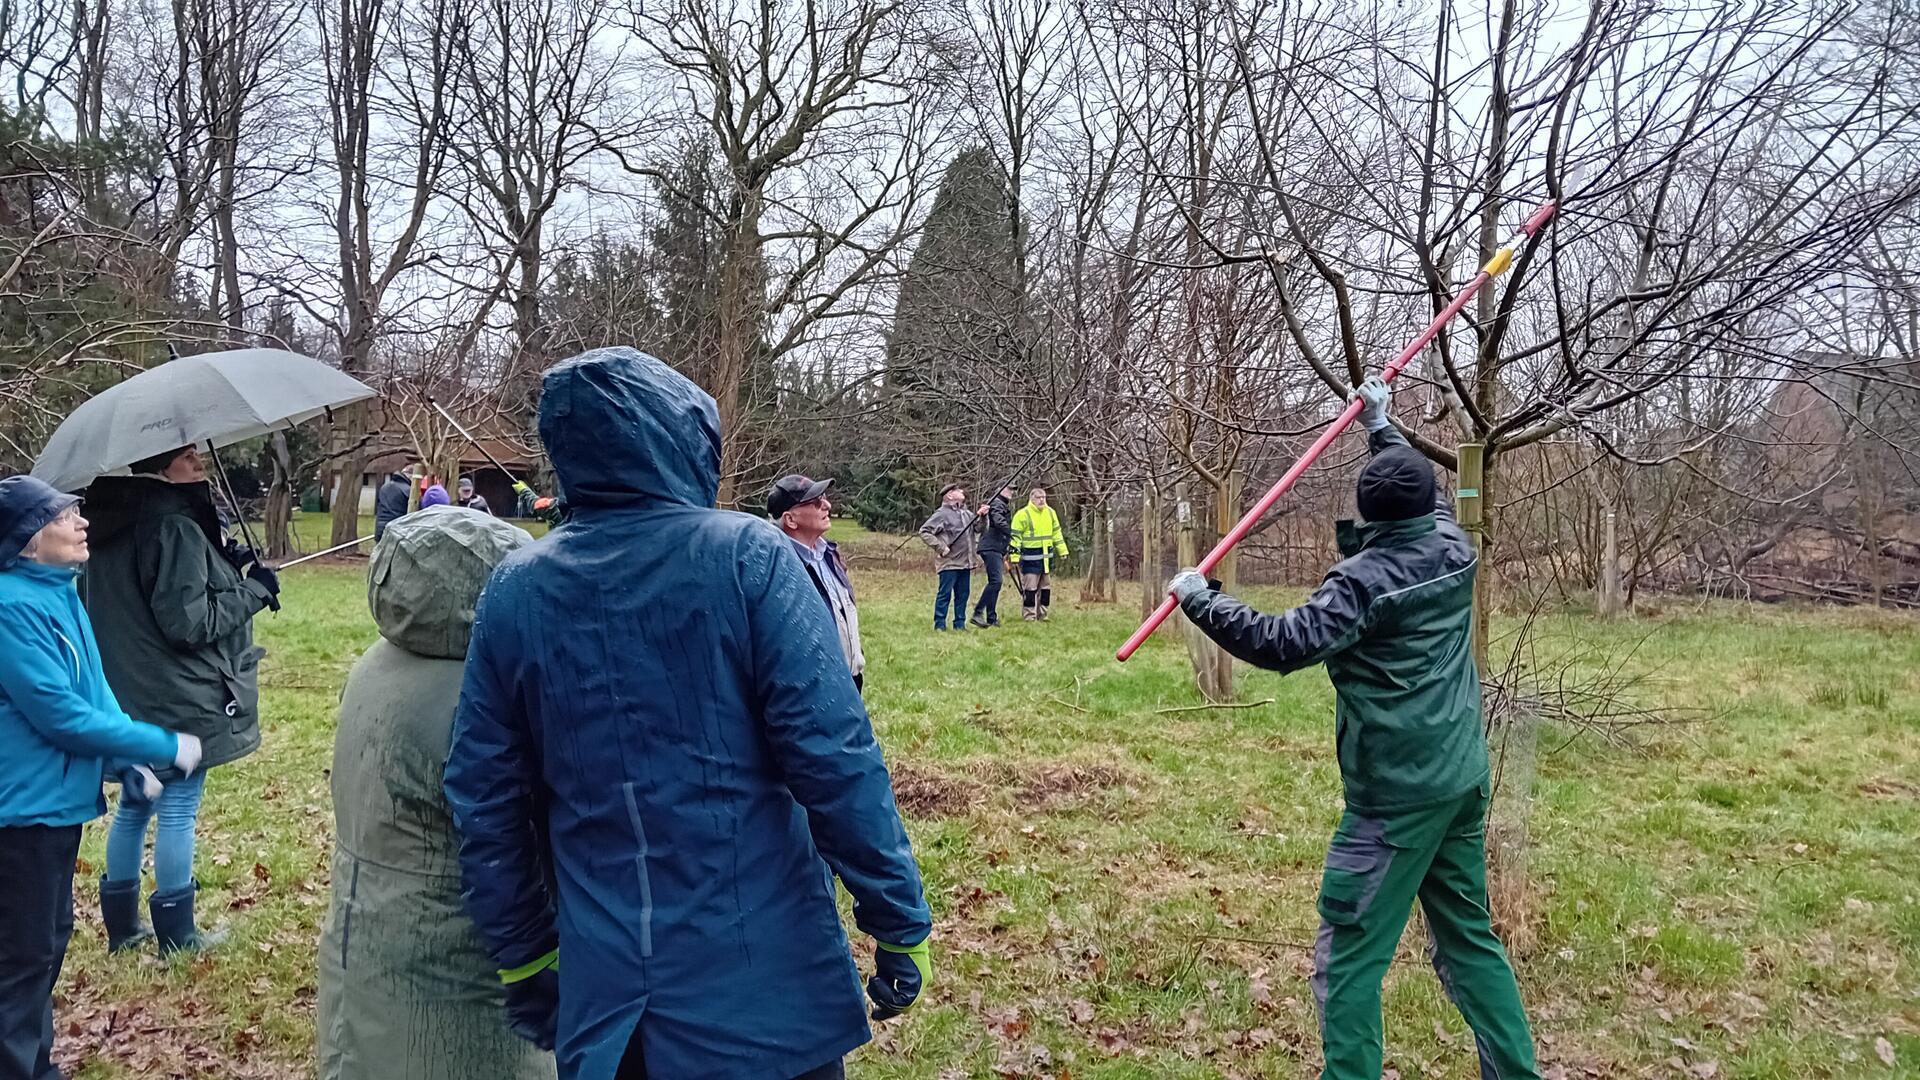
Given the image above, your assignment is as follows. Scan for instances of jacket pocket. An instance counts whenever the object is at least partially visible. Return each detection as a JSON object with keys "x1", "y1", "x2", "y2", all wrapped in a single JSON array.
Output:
[
  {"x1": 621, "y1": 782, "x2": 656, "y2": 958},
  {"x1": 223, "y1": 647, "x2": 264, "y2": 733}
]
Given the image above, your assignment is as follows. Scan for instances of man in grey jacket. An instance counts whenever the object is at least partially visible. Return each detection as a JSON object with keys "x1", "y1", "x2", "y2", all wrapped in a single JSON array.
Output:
[{"x1": 918, "y1": 484, "x2": 985, "y2": 632}]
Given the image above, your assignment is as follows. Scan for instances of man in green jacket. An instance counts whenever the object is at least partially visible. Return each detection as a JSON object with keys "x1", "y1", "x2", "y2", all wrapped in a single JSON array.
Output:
[{"x1": 1168, "y1": 377, "x2": 1540, "y2": 1080}]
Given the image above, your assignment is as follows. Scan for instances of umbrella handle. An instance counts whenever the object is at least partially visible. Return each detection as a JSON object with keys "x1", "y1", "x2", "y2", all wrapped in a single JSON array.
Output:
[{"x1": 207, "y1": 444, "x2": 264, "y2": 562}]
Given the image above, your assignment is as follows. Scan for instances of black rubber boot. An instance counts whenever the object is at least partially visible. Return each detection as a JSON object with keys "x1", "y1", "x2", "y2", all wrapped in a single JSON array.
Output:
[
  {"x1": 99, "y1": 877, "x2": 152, "y2": 954},
  {"x1": 150, "y1": 880, "x2": 228, "y2": 957}
]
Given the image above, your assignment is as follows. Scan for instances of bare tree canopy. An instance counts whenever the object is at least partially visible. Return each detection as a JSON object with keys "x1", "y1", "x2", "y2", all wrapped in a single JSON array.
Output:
[{"x1": 0, "y1": 0, "x2": 1913, "y2": 614}]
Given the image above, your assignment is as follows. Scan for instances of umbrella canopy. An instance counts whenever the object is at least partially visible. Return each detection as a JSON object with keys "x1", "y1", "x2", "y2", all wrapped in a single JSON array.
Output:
[{"x1": 31, "y1": 348, "x2": 375, "y2": 493}]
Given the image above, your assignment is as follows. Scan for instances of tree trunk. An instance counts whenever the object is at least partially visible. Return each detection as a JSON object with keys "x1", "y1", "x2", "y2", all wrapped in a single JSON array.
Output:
[
  {"x1": 1598, "y1": 501, "x2": 1623, "y2": 618},
  {"x1": 1862, "y1": 465, "x2": 1884, "y2": 609},
  {"x1": 329, "y1": 403, "x2": 371, "y2": 544},
  {"x1": 264, "y1": 432, "x2": 294, "y2": 559},
  {"x1": 1457, "y1": 443, "x2": 1488, "y2": 672},
  {"x1": 712, "y1": 189, "x2": 764, "y2": 509},
  {"x1": 1139, "y1": 481, "x2": 1159, "y2": 618},
  {"x1": 1082, "y1": 494, "x2": 1112, "y2": 602},
  {"x1": 1104, "y1": 503, "x2": 1117, "y2": 602},
  {"x1": 1177, "y1": 482, "x2": 1234, "y2": 702},
  {"x1": 1193, "y1": 473, "x2": 1239, "y2": 700}
]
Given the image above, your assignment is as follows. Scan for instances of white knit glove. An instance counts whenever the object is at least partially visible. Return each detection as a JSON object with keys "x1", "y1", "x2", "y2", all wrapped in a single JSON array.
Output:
[{"x1": 173, "y1": 732, "x2": 204, "y2": 775}]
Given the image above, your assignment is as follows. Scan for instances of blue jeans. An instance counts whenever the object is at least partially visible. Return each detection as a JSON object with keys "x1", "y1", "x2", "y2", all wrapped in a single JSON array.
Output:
[
  {"x1": 105, "y1": 770, "x2": 206, "y2": 893},
  {"x1": 933, "y1": 568, "x2": 971, "y2": 629}
]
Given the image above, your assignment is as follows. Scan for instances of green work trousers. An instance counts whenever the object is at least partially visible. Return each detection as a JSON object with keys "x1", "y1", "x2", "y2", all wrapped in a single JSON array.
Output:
[{"x1": 1312, "y1": 786, "x2": 1540, "y2": 1080}]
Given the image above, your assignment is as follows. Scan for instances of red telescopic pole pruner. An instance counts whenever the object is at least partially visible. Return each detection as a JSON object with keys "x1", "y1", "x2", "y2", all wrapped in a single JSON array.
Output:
[{"x1": 1115, "y1": 200, "x2": 1557, "y2": 663}]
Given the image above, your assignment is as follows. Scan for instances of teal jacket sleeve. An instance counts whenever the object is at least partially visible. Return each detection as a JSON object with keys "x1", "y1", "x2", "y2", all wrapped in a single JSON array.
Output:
[
  {"x1": 145, "y1": 515, "x2": 270, "y2": 650},
  {"x1": 743, "y1": 532, "x2": 932, "y2": 947},
  {"x1": 0, "y1": 607, "x2": 180, "y2": 763}
]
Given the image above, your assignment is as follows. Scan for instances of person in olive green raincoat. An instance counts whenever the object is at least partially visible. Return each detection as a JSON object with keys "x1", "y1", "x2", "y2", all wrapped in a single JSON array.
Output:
[
  {"x1": 317, "y1": 506, "x2": 553, "y2": 1080},
  {"x1": 1168, "y1": 377, "x2": 1540, "y2": 1080}
]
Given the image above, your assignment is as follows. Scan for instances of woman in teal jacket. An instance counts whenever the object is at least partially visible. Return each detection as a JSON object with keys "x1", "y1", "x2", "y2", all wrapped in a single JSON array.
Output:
[{"x1": 0, "y1": 475, "x2": 198, "y2": 1080}]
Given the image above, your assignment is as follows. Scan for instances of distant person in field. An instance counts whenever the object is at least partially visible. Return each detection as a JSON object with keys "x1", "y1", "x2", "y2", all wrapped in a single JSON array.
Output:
[
  {"x1": 1167, "y1": 376, "x2": 1540, "y2": 1080},
  {"x1": 457, "y1": 477, "x2": 491, "y2": 515},
  {"x1": 1010, "y1": 486, "x2": 1068, "y2": 621},
  {"x1": 767, "y1": 475, "x2": 866, "y2": 692},
  {"x1": 968, "y1": 485, "x2": 1014, "y2": 628},
  {"x1": 917, "y1": 484, "x2": 984, "y2": 631},
  {"x1": 374, "y1": 467, "x2": 415, "y2": 540},
  {"x1": 444, "y1": 347, "x2": 932, "y2": 1080},
  {"x1": 419, "y1": 477, "x2": 451, "y2": 509},
  {"x1": 318, "y1": 508, "x2": 549, "y2": 1080}
]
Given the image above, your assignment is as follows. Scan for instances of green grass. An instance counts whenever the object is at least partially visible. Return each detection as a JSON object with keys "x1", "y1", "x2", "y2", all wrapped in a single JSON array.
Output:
[{"x1": 54, "y1": 543, "x2": 1920, "y2": 1079}]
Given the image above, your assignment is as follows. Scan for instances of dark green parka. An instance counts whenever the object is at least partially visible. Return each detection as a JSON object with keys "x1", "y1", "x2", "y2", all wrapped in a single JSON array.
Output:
[
  {"x1": 1177, "y1": 426, "x2": 1488, "y2": 815},
  {"x1": 80, "y1": 476, "x2": 271, "y2": 771}
]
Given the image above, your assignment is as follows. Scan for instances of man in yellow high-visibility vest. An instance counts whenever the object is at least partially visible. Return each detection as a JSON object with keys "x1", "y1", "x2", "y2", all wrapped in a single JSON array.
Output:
[{"x1": 1009, "y1": 487, "x2": 1068, "y2": 621}]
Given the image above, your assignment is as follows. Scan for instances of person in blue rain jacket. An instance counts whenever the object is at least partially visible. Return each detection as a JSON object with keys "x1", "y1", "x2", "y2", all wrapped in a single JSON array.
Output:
[
  {"x1": 0, "y1": 475, "x2": 198, "y2": 1080},
  {"x1": 444, "y1": 347, "x2": 934, "y2": 1080}
]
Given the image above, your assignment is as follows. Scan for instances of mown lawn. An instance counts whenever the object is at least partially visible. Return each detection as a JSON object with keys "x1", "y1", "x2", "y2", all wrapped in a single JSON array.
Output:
[{"x1": 55, "y1": 516, "x2": 1920, "y2": 1079}]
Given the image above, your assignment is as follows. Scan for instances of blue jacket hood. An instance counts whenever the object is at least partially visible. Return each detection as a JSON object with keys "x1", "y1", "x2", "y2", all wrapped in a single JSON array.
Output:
[{"x1": 538, "y1": 347, "x2": 720, "y2": 509}]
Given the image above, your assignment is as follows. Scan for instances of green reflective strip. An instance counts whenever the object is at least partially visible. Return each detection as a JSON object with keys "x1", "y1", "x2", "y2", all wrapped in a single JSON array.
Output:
[
  {"x1": 499, "y1": 949, "x2": 558, "y2": 984},
  {"x1": 1456, "y1": 488, "x2": 1479, "y2": 498}
]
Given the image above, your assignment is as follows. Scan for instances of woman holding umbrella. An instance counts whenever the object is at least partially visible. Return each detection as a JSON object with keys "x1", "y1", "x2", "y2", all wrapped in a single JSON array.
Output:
[
  {"x1": 30, "y1": 347, "x2": 372, "y2": 957},
  {"x1": 0, "y1": 475, "x2": 200, "y2": 1078},
  {"x1": 80, "y1": 444, "x2": 283, "y2": 955}
]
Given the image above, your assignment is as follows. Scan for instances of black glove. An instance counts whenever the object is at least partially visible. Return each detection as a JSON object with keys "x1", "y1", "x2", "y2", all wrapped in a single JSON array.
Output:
[
  {"x1": 247, "y1": 563, "x2": 282, "y2": 612},
  {"x1": 115, "y1": 765, "x2": 162, "y2": 807},
  {"x1": 502, "y1": 964, "x2": 560, "y2": 1050},
  {"x1": 222, "y1": 536, "x2": 257, "y2": 569},
  {"x1": 865, "y1": 938, "x2": 931, "y2": 1021}
]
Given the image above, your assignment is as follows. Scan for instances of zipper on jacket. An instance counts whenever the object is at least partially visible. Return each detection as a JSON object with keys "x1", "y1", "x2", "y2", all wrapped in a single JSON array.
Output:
[
  {"x1": 620, "y1": 782, "x2": 656, "y2": 958},
  {"x1": 54, "y1": 630, "x2": 82, "y2": 680}
]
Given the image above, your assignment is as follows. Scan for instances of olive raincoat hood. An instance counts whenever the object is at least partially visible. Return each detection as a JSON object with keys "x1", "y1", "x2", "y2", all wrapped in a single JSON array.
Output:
[{"x1": 369, "y1": 506, "x2": 531, "y2": 659}]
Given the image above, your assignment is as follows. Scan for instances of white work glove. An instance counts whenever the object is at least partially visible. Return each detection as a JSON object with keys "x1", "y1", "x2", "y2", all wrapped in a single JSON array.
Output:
[
  {"x1": 1352, "y1": 376, "x2": 1392, "y2": 433},
  {"x1": 172, "y1": 732, "x2": 204, "y2": 776},
  {"x1": 1168, "y1": 568, "x2": 1210, "y2": 603}
]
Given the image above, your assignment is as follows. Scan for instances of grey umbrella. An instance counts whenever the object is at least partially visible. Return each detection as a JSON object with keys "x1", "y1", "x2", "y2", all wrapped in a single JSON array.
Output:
[{"x1": 31, "y1": 348, "x2": 375, "y2": 494}]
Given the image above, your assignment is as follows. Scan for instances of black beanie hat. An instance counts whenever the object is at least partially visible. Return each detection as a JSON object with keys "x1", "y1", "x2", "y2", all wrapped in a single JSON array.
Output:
[{"x1": 1355, "y1": 447, "x2": 1436, "y2": 523}]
